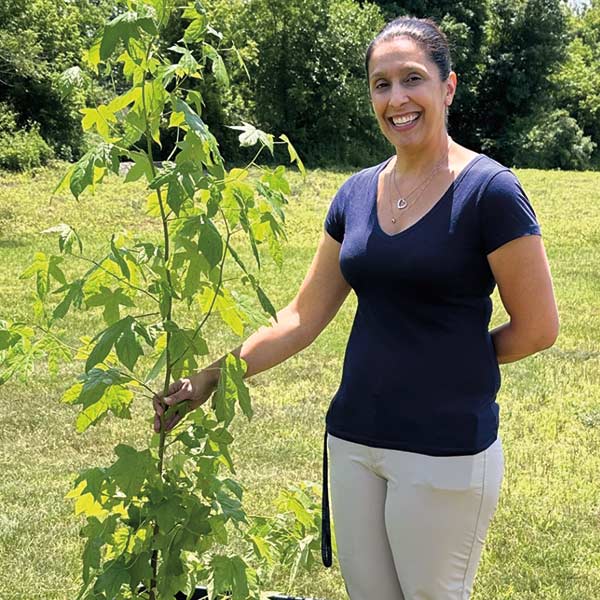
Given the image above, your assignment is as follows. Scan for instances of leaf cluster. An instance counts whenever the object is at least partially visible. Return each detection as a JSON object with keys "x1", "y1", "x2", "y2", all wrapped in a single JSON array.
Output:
[{"x1": 5, "y1": 1, "x2": 322, "y2": 598}]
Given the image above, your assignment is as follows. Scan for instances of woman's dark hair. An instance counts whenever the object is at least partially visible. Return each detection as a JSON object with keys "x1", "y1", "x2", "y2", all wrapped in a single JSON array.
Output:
[{"x1": 365, "y1": 16, "x2": 452, "y2": 82}]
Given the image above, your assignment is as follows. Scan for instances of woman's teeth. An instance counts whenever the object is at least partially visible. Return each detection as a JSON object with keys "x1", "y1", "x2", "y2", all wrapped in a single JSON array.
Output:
[{"x1": 390, "y1": 113, "x2": 420, "y2": 126}]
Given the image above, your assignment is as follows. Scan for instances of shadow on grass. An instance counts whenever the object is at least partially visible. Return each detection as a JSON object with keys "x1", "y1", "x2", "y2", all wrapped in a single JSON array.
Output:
[{"x1": 0, "y1": 238, "x2": 28, "y2": 248}]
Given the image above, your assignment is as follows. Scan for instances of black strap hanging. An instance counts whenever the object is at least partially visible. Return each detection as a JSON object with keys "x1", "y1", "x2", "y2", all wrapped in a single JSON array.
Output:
[{"x1": 321, "y1": 427, "x2": 332, "y2": 567}]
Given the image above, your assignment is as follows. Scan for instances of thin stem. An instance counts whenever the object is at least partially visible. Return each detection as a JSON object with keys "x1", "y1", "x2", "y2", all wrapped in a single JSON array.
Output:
[
  {"x1": 131, "y1": 311, "x2": 161, "y2": 320},
  {"x1": 142, "y1": 36, "x2": 173, "y2": 600},
  {"x1": 165, "y1": 126, "x2": 181, "y2": 163},
  {"x1": 70, "y1": 253, "x2": 160, "y2": 304},
  {"x1": 33, "y1": 325, "x2": 78, "y2": 354}
]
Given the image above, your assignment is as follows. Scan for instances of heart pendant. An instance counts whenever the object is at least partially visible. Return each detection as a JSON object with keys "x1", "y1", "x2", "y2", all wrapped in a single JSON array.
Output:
[{"x1": 397, "y1": 198, "x2": 408, "y2": 209}]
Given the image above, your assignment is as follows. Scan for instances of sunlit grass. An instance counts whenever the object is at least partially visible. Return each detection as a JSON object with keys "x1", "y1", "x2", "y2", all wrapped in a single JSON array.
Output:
[{"x1": 0, "y1": 162, "x2": 598, "y2": 599}]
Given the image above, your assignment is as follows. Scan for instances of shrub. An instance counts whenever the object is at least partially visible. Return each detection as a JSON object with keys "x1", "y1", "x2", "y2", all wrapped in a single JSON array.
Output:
[
  {"x1": 0, "y1": 124, "x2": 54, "y2": 171},
  {"x1": 0, "y1": 102, "x2": 18, "y2": 133},
  {"x1": 514, "y1": 109, "x2": 595, "y2": 170}
]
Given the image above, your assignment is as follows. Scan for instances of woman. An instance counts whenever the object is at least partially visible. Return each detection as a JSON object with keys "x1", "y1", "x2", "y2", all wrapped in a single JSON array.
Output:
[{"x1": 154, "y1": 16, "x2": 559, "y2": 600}]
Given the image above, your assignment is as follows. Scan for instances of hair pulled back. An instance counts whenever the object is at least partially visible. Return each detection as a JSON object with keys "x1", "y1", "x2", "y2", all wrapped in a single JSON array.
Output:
[{"x1": 365, "y1": 16, "x2": 452, "y2": 82}]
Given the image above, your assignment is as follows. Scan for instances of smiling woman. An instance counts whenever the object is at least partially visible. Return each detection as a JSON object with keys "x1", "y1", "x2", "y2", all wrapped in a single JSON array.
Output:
[
  {"x1": 153, "y1": 14, "x2": 560, "y2": 600},
  {"x1": 314, "y1": 14, "x2": 560, "y2": 600}
]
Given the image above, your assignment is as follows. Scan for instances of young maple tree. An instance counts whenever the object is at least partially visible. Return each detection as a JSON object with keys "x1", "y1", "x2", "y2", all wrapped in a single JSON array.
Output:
[{"x1": 1, "y1": 1, "x2": 331, "y2": 598}]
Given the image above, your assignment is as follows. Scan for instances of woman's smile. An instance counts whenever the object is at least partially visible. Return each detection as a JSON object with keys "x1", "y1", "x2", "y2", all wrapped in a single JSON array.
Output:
[{"x1": 388, "y1": 112, "x2": 421, "y2": 131}]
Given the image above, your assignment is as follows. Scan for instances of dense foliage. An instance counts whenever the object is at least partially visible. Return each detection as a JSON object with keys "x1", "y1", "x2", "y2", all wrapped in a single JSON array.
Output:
[
  {"x1": 1, "y1": 1, "x2": 326, "y2": 597},
  {"x1": 0, "y1": 0, "x2": 116, "y2": 163},
  {"x1": 1, "y1": 0, "x2": 600, "y2": 170}
]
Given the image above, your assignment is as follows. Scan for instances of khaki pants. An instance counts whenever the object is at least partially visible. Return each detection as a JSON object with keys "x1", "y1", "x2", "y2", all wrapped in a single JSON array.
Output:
[{"x1": 327, "y1": 433, "x2": 504, "y2": 600}]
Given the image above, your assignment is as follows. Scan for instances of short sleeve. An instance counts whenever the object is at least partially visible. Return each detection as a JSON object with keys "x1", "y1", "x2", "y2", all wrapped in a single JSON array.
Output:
[
  {"x1": 478, "y1": 169, "x2": 542, "y2": 255},
  {"x1": 324, "y1": 187, "x2": 346, "y2": 243}
]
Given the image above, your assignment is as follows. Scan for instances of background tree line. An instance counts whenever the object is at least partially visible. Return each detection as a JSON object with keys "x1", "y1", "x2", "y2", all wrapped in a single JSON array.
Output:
[{"x1": 0, "y1": 0, "x2": 599, "y2": 171}]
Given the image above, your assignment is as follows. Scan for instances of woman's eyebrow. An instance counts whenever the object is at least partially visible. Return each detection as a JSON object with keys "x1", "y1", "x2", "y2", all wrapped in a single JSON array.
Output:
[{"x1": 370, "y1": 63, "x2": 425, "y2": 80}]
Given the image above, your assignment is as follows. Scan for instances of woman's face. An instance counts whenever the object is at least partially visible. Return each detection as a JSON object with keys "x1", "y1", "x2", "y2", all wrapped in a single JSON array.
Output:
[{"x1": 367, "y1": 36, "x2": 456, "y2": 151}]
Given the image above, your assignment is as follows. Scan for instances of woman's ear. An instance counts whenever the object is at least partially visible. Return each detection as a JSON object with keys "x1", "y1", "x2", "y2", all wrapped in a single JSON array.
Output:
[{"x1": 445, "y1": 71, "x2": 457, "y2": 107}]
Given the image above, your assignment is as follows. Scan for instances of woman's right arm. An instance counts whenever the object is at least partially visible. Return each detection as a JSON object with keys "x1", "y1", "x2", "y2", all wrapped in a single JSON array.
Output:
[{"x1": 154, "y1": 231, "x2": 351, "y2": 430}]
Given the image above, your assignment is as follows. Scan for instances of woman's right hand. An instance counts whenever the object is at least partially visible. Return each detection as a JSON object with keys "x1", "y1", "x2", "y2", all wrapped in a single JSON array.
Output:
[{"x1": 152, "y1": 369, "x2": 217, "y2": 433}]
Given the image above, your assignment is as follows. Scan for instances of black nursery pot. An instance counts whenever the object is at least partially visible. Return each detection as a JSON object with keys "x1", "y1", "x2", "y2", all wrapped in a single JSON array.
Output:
[{"x1": 175, "y1": 587, "x2": 324, "y2": 600}]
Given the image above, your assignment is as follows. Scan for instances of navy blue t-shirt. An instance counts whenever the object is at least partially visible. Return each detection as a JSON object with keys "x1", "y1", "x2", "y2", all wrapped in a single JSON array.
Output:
[{"x1": 323, "y1": 153, "x2": 542, "y2": 456}]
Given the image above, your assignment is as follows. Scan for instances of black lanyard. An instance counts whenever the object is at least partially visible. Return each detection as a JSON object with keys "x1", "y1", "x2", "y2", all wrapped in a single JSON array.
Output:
[{"x1": 321, "y1": 427, "x2": 332, "y2": 567}]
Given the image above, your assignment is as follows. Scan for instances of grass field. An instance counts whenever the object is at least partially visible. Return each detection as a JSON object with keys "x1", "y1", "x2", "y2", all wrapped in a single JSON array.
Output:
[{"x1": 0, "y1": 160, "x2": 599, "y2": 600}]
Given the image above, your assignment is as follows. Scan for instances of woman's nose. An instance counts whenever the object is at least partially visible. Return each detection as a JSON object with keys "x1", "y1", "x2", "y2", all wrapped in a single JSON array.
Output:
[{"x1": 389, "y1": 82, "x2": 409, "y2": 106}]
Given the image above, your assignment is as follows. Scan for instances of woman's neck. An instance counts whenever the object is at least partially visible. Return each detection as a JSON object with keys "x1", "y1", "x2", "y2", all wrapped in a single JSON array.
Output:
[{"x1": 393, "y1": 133, "x2": 452, "y2": 177}]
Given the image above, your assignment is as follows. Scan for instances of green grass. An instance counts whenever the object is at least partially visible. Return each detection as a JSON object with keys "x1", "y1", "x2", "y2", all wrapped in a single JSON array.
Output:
[{"x1": 0, "y1": 161, "x2": 599, "y2": 600}]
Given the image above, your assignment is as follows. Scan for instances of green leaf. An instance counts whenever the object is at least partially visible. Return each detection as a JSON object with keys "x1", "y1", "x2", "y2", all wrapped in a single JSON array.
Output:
[
  {"x1": 256, "y1": 285, "x2": 277, "y2": 321},
  {"x1": 212, "y1": 354, "x2": 251, "y2": 426},
  {"x1": 42, "y1": 223, "x2": 84, "y2": 255},
  {"x1": 155, "y1": 495, "x2": 187, "y2": 532},
  {"x1": 79, "y1": 515, "x2": 119, "y2": 584},
  {"x1": 126, "y1": 551, "x2": 153, "y2": 590},
  {"x1": 173, "y1": 98, "x2": 211, "y2": 141},
  {"x1": 124, "y1": 150, "x2": 154, "y2": 183},
  {"x1": 94, "y1": 558, "x2": 130, "y2": 597},
  {"x1": 115, "y1": 322, "x2": 144, "y2": 371},
  {"x1": 86, "y1": 287, "x2": 135, "y2": 326},
  {"x1": 74, "y1": 467, "x2": 107, "y2": 503},
  {"x1": 144, "y1": 348, "x2": 166, "y2": 383},
  {"x1": 76, "y1": 383, "x2": 134, "y2": 432},
  {"x1": 168, "y1": 326, "x2": 208, "y2": 380},
  {"x1": 109, "y1": 444, "x2": 155, "y2": 496},
  {"x1": 54, "y1": 144, "x2": 120, "y2": 199},
  {"x1": 110, "y1": 235, "x2": 131, "y2": 280},
  {"x1": 83, "y1": 36, "x2": 102, "y2": 74},
  {"x1": 107, "y1": 86, "x2": 141, "y2": 113},
  {"x1": 216, "y1": 489, "x2": 246, "y2": 524},
  {"x1": 169, "y1": 45, "x2": 200, "y2": 77},
  {"x1": 63, "y1": 368, "x2": 132, "y2": 431},
  {"x1": 166, "y1": 177, "x2": 186, "y2": 215},
  {"x1": 261, "y1": 165, "x2": 291, "y2": 194},
  {"x1": 142, "y1": 79, "x2": 167, "y2": 146},
  {"x1": 183, "y1": 252, "x2": 210, "y2": 302},
  {"x1": 85, "y1": 318, "x2": 129, "y2": 372},
  {"x1": 20, "y1": 252, "x2": 66, "y2": 300},
  {"x1": 52, "y1": 280, "x2": 84, "y2": 320},
  {"x1": 184, "y1": 16, "x2": 206, "y2": 43},
  {"x1": 211, "y1": 555, "x2": 250, "y2": 600},
  {"x1": 197, "y1": 286, "x2": 245, "y2": 337},
  {"x1": 146, "y1": 0, "x2": 171, "y2": 25},
  {"x1": 187, "y1": 89, "x2": 204, "y2": 115},
  {"x1": 208, "y1": 427, "x2": 233, "y2": 445},
  {"x1": 57, "y1": 67, "x2": 87, "y2": 99},
  {"x1": 279, "y1": 133, "x2": 306, "y2": 176},
  {"x1": 81, "y1": 105, "x2": 118, "y2": 141},
  {"x1": 198, "y1": 218, "x2": 223, "y2": 269},
  {"x1": 203, "y1": 43, "x2": 229, "y2": 88},
  {"x1": 208, "y1": 516, "x2": 228, "y2": 546},
  {"x1": 100, "y1": 12, "x2": 158, "y2": 62}
]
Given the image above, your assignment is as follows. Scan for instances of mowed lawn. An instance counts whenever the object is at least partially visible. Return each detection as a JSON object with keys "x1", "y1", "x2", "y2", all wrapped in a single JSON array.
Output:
[{"x1": 0, "y1": 160, "x2": 599, "y2": 600}]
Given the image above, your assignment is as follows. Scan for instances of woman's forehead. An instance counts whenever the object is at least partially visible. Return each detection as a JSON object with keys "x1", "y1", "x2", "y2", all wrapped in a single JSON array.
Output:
[{"x1": 368, "y1": 37, "x2": 433, "y2": 78}]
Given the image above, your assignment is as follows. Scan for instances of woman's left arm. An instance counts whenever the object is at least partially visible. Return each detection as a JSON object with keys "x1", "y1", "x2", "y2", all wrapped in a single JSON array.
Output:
[{"x1": 487, "y1": 234, "x2": 559, "y2": 364}]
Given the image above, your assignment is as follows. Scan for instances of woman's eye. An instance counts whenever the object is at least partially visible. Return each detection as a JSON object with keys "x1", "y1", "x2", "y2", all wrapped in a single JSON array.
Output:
[
  {"x1": 375, "y1": 82, "x2": 388, "y2": 89},
  {"x1": 406, "y1": 75, "x2": 421, "y2": 83}
]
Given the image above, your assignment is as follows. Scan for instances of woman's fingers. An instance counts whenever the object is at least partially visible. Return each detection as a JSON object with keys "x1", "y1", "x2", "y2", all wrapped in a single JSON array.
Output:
[
  {"x1": 164, "y1": 380, "x2": 192, "y2": 406},
  {"x1": 152, "y1": 377, "x2": 198, "y2": 432},
  {"x1": 165, "y1": 412, "x2": 182, "y2": 431},
  {"x1": 153, "y1": 395, "x2": 164, "y2": 416}
]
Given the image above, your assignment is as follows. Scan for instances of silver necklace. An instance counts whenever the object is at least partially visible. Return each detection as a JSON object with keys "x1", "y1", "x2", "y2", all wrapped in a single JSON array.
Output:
[{"x1": 388, "y1": 142, "x2": 452, "y2": 222}]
